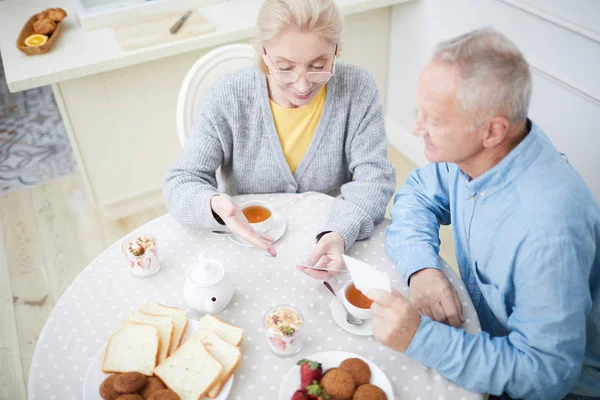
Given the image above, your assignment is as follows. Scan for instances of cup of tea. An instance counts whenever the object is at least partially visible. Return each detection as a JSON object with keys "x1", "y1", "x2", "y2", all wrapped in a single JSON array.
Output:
[
  {"x1": 341, "y1": 280, "x2": 373, "y2": 320},
  {"x1": 240, "y1": 200, "x2": 273, "y2": 233}
]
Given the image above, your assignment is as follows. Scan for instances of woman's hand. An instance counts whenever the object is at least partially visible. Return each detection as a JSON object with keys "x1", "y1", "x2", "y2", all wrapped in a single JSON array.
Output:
[
  {"x1": 298, "y1": 232, "x2": 345, "y2": 280},
  {"x1": 210, "y1": 194, "x2": 277, "y2": 256}
]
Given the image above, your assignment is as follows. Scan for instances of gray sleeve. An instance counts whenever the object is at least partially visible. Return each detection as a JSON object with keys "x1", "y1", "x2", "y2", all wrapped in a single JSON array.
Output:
[
  {"x1": 162, "y1": 87, "x2": 225, "y2": 228},
  {"x1": 317, "y1": 76, "x2": 396, "y2": 249}
]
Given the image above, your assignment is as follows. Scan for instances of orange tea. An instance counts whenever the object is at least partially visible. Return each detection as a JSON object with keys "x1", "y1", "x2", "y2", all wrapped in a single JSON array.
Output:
[
  {"x1": 345, "y1": 283, "x2": 373, "y2": 309},
  {"x1": 242, "y1": 205, "x2": 272, "y2": 223}
]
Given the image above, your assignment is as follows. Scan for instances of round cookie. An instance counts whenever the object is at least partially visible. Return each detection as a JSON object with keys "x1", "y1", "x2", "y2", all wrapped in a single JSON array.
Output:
[
  {"x1": 116, "y1": 395, "x2": 144, "y2": 400},
  {"x1": 113, "y1": 372, "x2": 148, "y2": 394},
  {"x1": 340, "y1": 358, "x2": 371, "y2": 386},
  {"x1": 148, "y1": 389, "x2": 181, "y2": 400},
  {"x1": 99, "y1": 374, "x2": 121, "y2": 400},
  {"x1": 140, "y1": 376, "x2": 167, "y2": 399},
  {"x1": 353, "y1": 384, "x2": 387, "y2": 400},
  {"x1": 320, "y1": 368, "x2": 355, "y2": 400}
]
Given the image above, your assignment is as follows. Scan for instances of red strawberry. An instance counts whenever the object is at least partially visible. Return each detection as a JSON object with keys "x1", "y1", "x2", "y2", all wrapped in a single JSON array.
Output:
[
  {"x1": 306, "y1": 381, "x2": 329, "y2": 400},
  {"x1": 291, "y1": 390, "x2": 308, "y2": 400},
  {"x1": 270, "y1": 337, "x2": 286, "y2": 351},
  {"x1": 297, "y1": 359, "x2": 323, "y2": 390}
]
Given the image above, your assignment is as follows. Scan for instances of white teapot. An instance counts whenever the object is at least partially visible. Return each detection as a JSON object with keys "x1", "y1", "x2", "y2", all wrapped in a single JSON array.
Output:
[{"x1": 184, "y1": 254, "x2": 234, "y2": 315}]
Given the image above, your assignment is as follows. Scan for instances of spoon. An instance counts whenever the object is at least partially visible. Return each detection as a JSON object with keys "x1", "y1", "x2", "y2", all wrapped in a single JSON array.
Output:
[
  {"x1": 211, "y1": 230, "x2": 236, "y2": 236},
  {"x1": 322, "y1": 281, "x2": 363, "y2": 326}
]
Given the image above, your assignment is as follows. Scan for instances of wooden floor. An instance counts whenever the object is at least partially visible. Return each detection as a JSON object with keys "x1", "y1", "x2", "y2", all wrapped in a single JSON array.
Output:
[{"x1": 0, "y1": 146, "x2": 456, "y2": 399}]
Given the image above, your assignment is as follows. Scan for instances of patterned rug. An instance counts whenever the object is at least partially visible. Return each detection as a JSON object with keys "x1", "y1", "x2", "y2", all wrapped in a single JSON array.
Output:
[{"x1": 0, "y1": 54, "x2": 78, "y2": 195}]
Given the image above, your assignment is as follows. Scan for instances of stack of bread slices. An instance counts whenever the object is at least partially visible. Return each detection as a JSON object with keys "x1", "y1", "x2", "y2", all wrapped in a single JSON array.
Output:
[{"x1": 102, "y1": 302, "x2": 243, "y2": 400}]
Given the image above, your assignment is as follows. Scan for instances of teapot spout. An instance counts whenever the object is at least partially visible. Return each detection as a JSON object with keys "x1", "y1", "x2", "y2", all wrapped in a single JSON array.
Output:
[{"x1": 204, "y1": 299, "x2": 218, "y2": 315}]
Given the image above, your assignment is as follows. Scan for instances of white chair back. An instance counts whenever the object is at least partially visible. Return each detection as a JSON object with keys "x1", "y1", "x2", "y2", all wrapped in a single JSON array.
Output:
[
  {"x1": 176, "y1": 44, "x2": 256, "y2": 193},
  {"x1": 176, "y1": 43, "x2": 257, "y2": 146}
]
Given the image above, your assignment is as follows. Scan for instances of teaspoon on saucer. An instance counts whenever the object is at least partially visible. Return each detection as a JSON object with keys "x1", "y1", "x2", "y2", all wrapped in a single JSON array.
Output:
[
  {"x1": 211, "y1": 230, "x2": 236, "y2": 236},
  {"x1": 323, "y1": 281, "x2": 363, "y2": 326}
]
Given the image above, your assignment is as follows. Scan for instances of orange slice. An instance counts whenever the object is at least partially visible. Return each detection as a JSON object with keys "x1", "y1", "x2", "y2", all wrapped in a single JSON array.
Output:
[{"x1": 24, "y1": 34, "x2": 48, "y2": 47}]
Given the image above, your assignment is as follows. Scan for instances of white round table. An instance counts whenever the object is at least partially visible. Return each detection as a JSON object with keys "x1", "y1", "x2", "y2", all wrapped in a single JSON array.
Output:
[{"x1": 28, "y1": 192, "x2": 484, "y2": 400}]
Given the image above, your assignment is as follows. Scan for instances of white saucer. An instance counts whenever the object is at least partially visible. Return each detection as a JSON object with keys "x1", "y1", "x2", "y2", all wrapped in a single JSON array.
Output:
[
  {"x1": 83, "y1": 319, "x2": 233, "y2": 399},
  {"x1": 278, "y1": 351, "x2": 393, "y2": 400},
  {"x1": 229, "y1": 210, "x2": 286, "y2": 247},
  {"x1": 329, "y1": 298, "x2": 373, "y2": 336}
]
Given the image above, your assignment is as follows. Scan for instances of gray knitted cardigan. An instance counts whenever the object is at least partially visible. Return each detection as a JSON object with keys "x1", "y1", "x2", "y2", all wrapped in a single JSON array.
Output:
[{"x1": 163, "y1": 63, "x2": 395, "y2": 249}]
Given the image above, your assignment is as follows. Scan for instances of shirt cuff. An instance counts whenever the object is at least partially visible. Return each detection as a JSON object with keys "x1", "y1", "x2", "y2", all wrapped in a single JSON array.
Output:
[
  {"x1": 193, "y1": 190, "x2": 224, "y2": 228},
  {"x1": 317, "y1": 218, "x2": 361, "y2": 251},
  {"x1": 209, "y1": 194, "x2": 226, "y2": 226},
  {"x1": 394, "y1": 245, "x2": 443, "y2": 285},
  {"x1": 404, "y1": 315, "x2": 448, "y2": 369}
]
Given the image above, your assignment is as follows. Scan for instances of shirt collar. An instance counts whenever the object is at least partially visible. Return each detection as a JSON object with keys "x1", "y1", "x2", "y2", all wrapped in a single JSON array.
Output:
[{"x1": 463, "y1": 119, "x2": 543, "y2": 200}]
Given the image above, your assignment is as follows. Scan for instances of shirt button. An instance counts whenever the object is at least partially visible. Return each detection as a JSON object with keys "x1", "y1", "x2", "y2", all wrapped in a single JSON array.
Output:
[{"x1": 480, "y1": 192, "x2": 486, "y2": 197}]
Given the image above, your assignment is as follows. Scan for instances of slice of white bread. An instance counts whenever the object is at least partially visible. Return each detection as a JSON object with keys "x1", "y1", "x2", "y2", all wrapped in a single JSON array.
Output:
[
  {"x1": 125, "y1": 311, "x2": 174, "y2": 364},
  {"x1": 139, "y1": 302, "x2": 187, "y2": 355},
  {"x1": 194, "y1": 328, "x2": 242, "y2": 398},
  {"x1": 102, "y1": 322, "x2": 159, "y2": 376},
  {"x1": 154, "y1": 337, "x2": 223, "y2": 400},
  {"x1": 197, "y1": 315, "x2": 244, "y2": 346}
]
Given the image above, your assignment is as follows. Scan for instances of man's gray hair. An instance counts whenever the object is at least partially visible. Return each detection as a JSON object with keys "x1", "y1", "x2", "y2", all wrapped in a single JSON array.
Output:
[{"x1": 433, "y1": 27, "x2": 532, "y2": 127}]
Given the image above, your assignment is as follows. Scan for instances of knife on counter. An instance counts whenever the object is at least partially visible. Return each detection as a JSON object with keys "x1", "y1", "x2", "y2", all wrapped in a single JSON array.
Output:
[{"x1": 169, "y1": 10, "x2": 193, "y2": 34}]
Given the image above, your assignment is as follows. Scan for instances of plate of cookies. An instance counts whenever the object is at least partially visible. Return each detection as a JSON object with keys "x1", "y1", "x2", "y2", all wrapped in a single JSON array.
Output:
[
  {"x1": 85, "y1": 302, "x2": 244, "y2": 400},
  {"x1": 279, "y1": 351, "x2": 393, "y2": 400}
]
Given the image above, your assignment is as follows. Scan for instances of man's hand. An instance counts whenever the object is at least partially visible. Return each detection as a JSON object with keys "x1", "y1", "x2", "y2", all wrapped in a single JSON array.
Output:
[
  {"x1": 298, "y1": 232, "x2": 345, "y2": 280},
  {"x1": 210, "y1": 194, "x2": 276, "y2": 256},
  {"x1": 367, "y1": 289, "x2": 421, "y2": 352},
  {"x1": 408, "y1": 268, "x2": 464, "y2": 328}
]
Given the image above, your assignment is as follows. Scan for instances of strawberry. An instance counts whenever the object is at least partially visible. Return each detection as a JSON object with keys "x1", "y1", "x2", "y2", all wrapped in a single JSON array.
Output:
[
  {"x1": 297, "y1": 359, "x2": 323, "y2": 390},
  {"x1": 306, "y1": 381, "x2": 329, "y2": 400},
  {"x1": 291, "y1": 390, "x2": 308, "y2": 400},
  {"x1": 270, "y1": 337, "x2": 286, "y2": 351}
]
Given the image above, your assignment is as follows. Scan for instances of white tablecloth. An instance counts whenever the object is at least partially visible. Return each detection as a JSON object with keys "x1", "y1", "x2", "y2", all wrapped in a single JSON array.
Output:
[{"x1": 29, "y1": 192, "x2": 484, "y2": 400}]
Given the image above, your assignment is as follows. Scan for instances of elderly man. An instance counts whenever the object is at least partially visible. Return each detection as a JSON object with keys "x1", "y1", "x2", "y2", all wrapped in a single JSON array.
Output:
[{"x1": 370, "y1": 28, "x2": 600, "y2": 400}]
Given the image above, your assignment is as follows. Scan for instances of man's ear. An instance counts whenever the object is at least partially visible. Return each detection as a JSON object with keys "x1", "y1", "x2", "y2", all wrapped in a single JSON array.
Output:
[{"x1": 482, "y1": 116, "x2": 510, "y2": 149}]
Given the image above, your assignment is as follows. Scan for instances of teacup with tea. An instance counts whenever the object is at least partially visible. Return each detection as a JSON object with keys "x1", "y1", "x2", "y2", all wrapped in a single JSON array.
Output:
[
  {"x1": 341, "y1": 280, "x2": 373, "y2": 320},
  {"x1": 240, "y1": 200, "x2": 273, "y2": 233}
]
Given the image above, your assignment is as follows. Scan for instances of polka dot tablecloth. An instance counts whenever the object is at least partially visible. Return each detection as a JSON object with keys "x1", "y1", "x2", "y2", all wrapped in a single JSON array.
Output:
[{"x1": 28, "y1": 192, "x2": 484, "y2": 400}]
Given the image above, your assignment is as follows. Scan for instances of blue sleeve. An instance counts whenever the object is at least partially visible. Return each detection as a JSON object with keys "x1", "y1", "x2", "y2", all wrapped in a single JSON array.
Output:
[
  {"x1": 405, "y1": 237, "x2": 593, "y2": 400},
  {"x1": 385, "y1": 162, "x2": 452, "y2": 284}
]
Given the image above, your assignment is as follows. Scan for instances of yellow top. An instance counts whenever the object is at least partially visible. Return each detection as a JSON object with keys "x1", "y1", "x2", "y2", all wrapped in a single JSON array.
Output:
[{"x1": 269, "y1": 86, "x2": 326, "y2": 173}]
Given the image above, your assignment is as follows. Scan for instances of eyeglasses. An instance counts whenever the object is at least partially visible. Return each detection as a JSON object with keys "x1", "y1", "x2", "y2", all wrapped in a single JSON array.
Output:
[{"x1": 263, "y1": 45, "x2": 337, "y2": 84}]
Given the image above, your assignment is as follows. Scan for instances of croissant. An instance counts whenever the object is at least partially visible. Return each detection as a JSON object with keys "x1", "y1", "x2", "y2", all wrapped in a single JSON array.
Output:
[
  {"x1": 45, "y1": 8, "x2": 67, "y2": 22},
  {"x1": 33, "y1": 17, "x2": 56, "y2": 35}
]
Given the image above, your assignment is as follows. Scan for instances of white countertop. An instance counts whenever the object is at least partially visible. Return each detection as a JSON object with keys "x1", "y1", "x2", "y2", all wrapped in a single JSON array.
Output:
[{"x1": 0, "y1": 0, "x2": 408, "y2": 92}]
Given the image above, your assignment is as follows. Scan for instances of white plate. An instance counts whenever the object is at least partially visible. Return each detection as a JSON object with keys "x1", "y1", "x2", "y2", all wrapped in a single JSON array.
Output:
[
  {"x1": 229, "y1": 210, "x2": 286, "y2": 247},
  {"x1": 329, "y1": 298, "x2": 373, "y2": 336},
  {"x1": 83, "y1": 319, "x2": 233, "y2": 399},
  {"x1": 278, "y1": 351, "x2": 393, "y2": 400}
]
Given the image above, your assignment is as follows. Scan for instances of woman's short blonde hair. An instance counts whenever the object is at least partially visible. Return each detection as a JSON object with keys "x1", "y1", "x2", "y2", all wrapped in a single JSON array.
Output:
[{"x1": 255, "y1": 0, "x2": 343, "y2": 75}]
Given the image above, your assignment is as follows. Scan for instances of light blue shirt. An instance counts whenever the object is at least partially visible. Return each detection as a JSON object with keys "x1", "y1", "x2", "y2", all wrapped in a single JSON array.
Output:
[{"x1": 386, "y1": 121, "x2": 600, "y2": 399}]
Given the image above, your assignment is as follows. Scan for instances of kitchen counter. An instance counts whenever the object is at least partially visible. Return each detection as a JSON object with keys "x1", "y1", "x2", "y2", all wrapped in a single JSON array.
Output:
[
  {"x1": 0, "y1": 0, "x2": 409, "y2": 93},
  {"x1": 0, "y1": 0, "x2": 411, "y2": 220}
]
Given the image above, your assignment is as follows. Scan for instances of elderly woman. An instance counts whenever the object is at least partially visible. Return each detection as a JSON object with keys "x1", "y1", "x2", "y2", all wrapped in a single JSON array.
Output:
[{"x1": 163, "y1": 0, "x2": 395, "y2": 276}]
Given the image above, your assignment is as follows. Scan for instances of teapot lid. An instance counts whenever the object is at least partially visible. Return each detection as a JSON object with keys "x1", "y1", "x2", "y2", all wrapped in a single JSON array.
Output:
[{"x1": 189, "y1": 254, "x2": 224, "y2": 286}]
